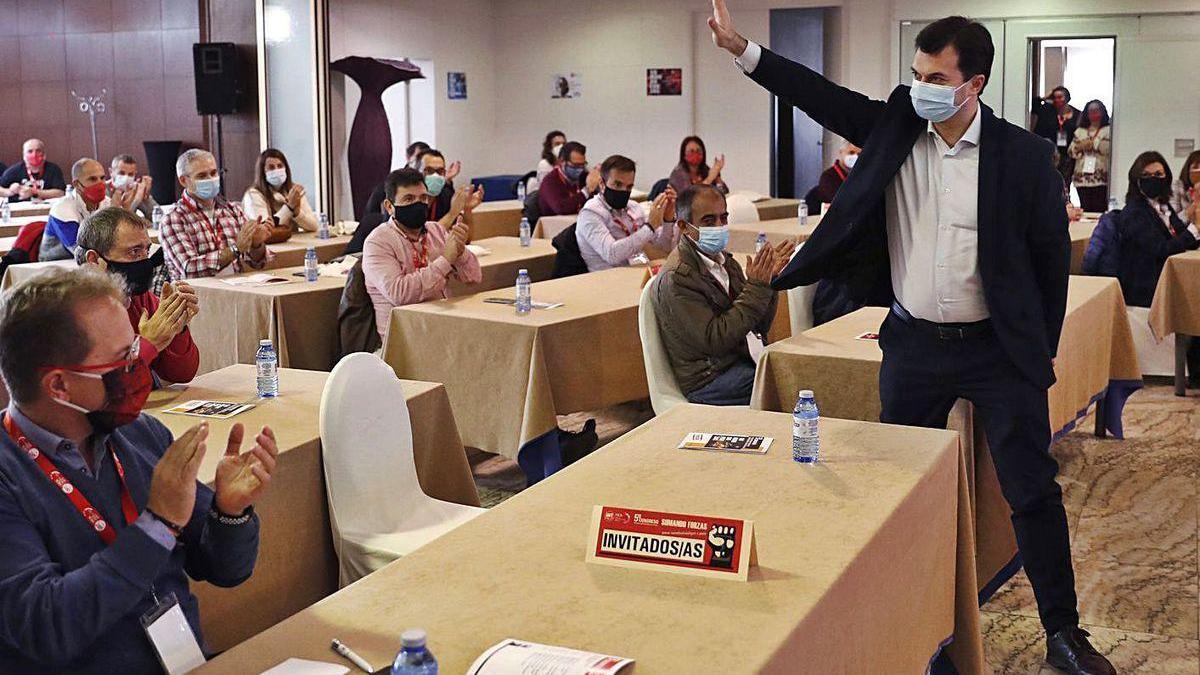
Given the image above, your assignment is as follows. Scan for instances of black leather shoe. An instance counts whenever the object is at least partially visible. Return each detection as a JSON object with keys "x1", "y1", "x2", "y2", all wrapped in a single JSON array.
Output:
[
  {"x1": 1046, "y1": 627, "x2": 1116, "y2": 675},
  {"x1": 559, "y1": 419, "x2": 598, "y2": 466}
]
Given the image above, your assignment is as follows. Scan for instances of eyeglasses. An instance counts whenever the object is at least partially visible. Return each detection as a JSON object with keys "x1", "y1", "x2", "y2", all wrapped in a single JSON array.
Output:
[{"x1": 38, "y1": 337, "x2": 142, "y2": 375}]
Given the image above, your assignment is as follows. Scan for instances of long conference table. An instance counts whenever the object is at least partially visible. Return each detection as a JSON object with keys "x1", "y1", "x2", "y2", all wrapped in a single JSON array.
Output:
[
  {"x1": 751, "y1": 274, "x2": 1141, "y2": 663},
  {"x1": 196, "y1": 403, "x2": 978, "y2": 674},
  {"x1": 1148, "y1": 249, "x2": 1200, "y2": 395},
  {"x1": 145, "y1": 365, "x2": 480, "y2": 652}
]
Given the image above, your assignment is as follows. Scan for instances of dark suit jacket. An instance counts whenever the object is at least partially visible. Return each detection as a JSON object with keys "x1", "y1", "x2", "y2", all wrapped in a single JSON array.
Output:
[
  {"x1": 1116, "y1": 197, "x2": 1198, "y2": 308},
  {"x1": 751, "y1": 47, "x2": 1070, "y2": 389}
]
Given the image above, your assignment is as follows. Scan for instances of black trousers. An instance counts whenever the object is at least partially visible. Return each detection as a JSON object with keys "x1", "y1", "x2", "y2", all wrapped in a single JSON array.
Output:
[
  {"x1": 1075, "y1": 184, "x2": 1109, "y2": 213},
  {"x1": 878, "y1": 309, "x2": 1079, "y2": 634}
]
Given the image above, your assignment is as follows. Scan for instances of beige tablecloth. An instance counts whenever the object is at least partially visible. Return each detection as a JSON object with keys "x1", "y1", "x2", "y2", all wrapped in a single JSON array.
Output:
[
  {"x1": 265, "y1": 232, "x2": 351, "y2": 269},
  {"x1": 727, "y1": 215, "x2": 821, "y2": 255},
  {"x1": 0, "y1": 213, "x2": 47, "y2": 237},
  {"x1": 383, "y1": 266, "x2": 649, "y2": 459},
  {"x1": 470, "y1": 199, "x2": 524, "y2": 240},
  {"x1": 451, "y1": 235, "x2": 557, "y2": 295},
  {"x1": 1069, "y1": 218, "x2": 1097, "y2": 275},
  {"x1": 754, "y1": 198, "x2": 802, "y2": 221},
  {"x1": 1, "y1": 258, "x2": 74, "y2": 289},
  {"x1": 7, "y1": 200, "x2": 52, "y2": 218},
  {"x1": 187, "y1": 266, "x2": 345, "y2": 375},
  {"x1": 533, "y1": 213, "x2": 575, "y2": 241},
  {"x1": 752, "y1": 275, "x2": 1140, "y2": 614},
  {"x1": 197, "y1": 404, "x2": 979, "y2": 674},
  {"x1": 1149, "y1": 249, "x2": 1200, "y2": 340},
  {"x1": 145, "y1": 365, "x2": 479, "y2": 652}
]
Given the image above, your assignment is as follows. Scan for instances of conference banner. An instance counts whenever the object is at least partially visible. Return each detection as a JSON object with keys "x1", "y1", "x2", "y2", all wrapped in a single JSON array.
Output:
[{"x1": 586, "y1": 505, "x2": 757, "y2": 581}]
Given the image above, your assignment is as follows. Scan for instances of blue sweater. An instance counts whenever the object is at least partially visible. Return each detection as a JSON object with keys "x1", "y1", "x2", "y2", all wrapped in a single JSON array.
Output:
[{"x1": 0, "y1": 411, "x2": 260, "y2": 673}]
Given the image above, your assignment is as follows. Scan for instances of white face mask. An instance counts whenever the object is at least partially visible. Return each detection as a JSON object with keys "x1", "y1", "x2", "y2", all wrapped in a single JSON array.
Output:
[
  {"x1": 843, "y1": 153, "x2": 858, "y2": 169},
  {"x1": 112, "y1": 173, "x2": 136, "y2": 189},
  {"x1": 910, "y1": 79, "x2": 970, "y2": 123},
  {"x1": 551, "y1": 143, "x2": 564, "y2": 158},
  {"x1": 265, "y1": 168, "x2": 288, "y2": 188}
]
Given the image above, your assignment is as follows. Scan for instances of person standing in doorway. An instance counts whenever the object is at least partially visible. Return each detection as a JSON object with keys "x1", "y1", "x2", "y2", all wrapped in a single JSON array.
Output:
[
  {"x1": 1032, "y1": 86, "x2": 1080, "y2": 189},
  {"x1": 1067, "y1": 100, "x2": 1112, "y2": 213},
  {"x1": 708, "y1": 3, "x2": 1113, "y2": 673}
]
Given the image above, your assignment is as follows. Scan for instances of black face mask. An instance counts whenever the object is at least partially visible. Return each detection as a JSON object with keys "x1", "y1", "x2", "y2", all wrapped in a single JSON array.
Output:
[
  {"x1": 103, "y1": 248, "x2": 163, "y2": 296},
  {"x1": 1138, "y1": 176, "x2": 1170, "y2": 202},
  {"x1": 603, "y1": 187, "x2": 632, "y2": 210},
  {"x1": 391, "y1": 202, "x2": 429, "y2": 230}
]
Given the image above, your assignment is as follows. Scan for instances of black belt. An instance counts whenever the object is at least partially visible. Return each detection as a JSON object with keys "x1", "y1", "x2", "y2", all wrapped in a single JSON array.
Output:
[{"x1": 890, "y1": 302, "x2": 992, "y2": 340}]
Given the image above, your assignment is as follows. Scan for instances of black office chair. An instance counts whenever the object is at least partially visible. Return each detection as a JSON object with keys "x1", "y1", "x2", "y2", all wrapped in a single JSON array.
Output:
[{"x1": 514, "y1": 171, "x2": 537, "y2": 198}]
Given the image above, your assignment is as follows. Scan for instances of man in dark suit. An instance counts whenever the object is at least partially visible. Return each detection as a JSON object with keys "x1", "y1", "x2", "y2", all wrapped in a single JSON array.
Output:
[{"x1": 709, "y1": 4, "x2": 1113, "y2": 674}]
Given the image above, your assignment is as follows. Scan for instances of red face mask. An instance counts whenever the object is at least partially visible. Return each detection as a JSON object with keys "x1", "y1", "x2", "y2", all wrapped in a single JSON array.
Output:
[
  {"x1": 685, "y1": 150, "x2": 703, "y2": 167},
  {"x1": 79, "y1": 180, "x2": 107, "y2": 206},
  {"x1": 25, "y1": 153, "x2": 44, "y2": 169},
  {"x1": 42, "y1": 347, "x2": 153, "y2": 433}
]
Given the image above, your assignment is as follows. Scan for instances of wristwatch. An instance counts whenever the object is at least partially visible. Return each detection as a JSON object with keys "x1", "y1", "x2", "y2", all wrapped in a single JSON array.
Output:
[{"x1": 228, "y1": 241, "x2": 242, "y2": 259}]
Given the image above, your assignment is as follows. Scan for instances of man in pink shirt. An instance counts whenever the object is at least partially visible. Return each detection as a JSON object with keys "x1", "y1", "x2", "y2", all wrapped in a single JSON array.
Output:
[{"x1": 363, "y1": 168, "x2": 483, "y2": 341}]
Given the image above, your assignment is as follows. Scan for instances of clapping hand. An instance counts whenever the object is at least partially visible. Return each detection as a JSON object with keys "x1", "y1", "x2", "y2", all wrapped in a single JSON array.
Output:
[
  {"x1": 213, "y1": 423, "x2": 278, "y2": 517},
  {"x1": 711, "y1": 154, "x2": 726, "y2": 177},
  {"x1": 442, "y1": 216, "x2": 470, "y2": 264},
  {"x1": 647, "y1": 190, "x2": 672, "y2": 228},
  {"x1": 466, "y1": 185, "x2": 485, "y2": 211},
  {"x1": 145, "y1": 424, "x2": 209, "y2": 527},
  {"x1": 169, "y1": 281, "x2": 200, "y2": 324},
  {"x1": 585, "y1": 165, "x2": 603, "y2": 193},
  {"x1": 237, "y1": 217, "x2": 270, "y2": 250},
  {"x1": 744, "y1": 244, "x2": 778, "y2": 285},
  {"x1": 139, "y1": 286, "x2": 190, "y2": 350},
  {"x1": 285, "y1": 184, "x2": 305, "y2": 211},
  {"x1": 446, "y1": 160, "x2": 462, "y2": 182},
  {"x1": 770, "y1": 239, "x2": 795, "y2": 277}
]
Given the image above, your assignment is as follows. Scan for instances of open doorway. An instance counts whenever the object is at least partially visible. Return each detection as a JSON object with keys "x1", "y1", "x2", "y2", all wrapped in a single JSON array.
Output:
[{"x1": 1028, "y1": 37, "x2": 1116, "y2": 211}]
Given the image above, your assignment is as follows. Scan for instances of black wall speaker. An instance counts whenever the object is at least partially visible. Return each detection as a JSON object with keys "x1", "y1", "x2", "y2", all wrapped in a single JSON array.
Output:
[{"x1": 192, "y1": 42, "x2": 243, "y2": 116}]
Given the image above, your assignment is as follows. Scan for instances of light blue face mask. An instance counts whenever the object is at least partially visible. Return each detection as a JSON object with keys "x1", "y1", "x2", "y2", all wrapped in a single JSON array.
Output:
[
  {"x1": 191, "y1": 176, "x2": 221, "y2": 200},
  {"x1": 910, "y1": 79, "x2": 969, "y2": 123},
  {"x1": 424, "y1": 174, "x2": 446, "y2": 197},
  {"x1": 693, "y1": 225, "x2": 729, "y2": 255}
]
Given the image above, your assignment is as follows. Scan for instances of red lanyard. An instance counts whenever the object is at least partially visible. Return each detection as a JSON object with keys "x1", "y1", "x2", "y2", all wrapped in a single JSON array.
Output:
[
  {"x1": 613, "y1": 210, "x2": 636, "y2": 237},
  {"x1": 3, "y1": 413, "x2": 138, "y2": 546},
  {"x1": 181, "y1": 193, "x2": 227, "y2": 248},
  {"x1": 832, "y1": 162, "x2": 848, "y2": 182},
  {"x1": 25, "y1": 167, "x2": 42, "y2": 185},
  {"x1": 405, "y1": 234, "x2": 429, "y2": 269},
  {"x1": 1057, "y1": 114, "x2": 1069, "y2": 130}
]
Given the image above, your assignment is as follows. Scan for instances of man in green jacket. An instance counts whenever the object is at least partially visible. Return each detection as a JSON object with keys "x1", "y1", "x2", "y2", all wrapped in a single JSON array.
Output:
[{"x1": 651, "y1": 184, "x2": 793, "y2": 405}]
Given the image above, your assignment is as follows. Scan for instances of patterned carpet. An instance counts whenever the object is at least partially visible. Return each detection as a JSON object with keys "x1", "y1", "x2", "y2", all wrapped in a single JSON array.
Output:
[{"x1": 468, "y1": 383, "x2": 1200, "y2": 672}]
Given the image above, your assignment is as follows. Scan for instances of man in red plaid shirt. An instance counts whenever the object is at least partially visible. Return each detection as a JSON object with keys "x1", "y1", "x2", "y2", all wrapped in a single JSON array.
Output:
[{"x1": 160, "y1": 149, "x2": 273, "y2": 279}]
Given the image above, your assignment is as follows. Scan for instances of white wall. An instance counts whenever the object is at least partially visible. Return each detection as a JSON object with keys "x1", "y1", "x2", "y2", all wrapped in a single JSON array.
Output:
[{"x1": 328, "y1": 0, "x2": 500, "y2": 219}]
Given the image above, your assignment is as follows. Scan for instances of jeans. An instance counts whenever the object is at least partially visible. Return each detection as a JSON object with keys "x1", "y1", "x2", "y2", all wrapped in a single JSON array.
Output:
[{"x1": 685, "y1": 360, "x2": 756, "y2": 406}]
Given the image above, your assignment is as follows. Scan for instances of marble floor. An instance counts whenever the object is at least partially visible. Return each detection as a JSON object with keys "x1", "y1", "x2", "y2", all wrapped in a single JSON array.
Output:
[{"x1": 467, "y1": 384, "x2": 1200, "y2": 673}]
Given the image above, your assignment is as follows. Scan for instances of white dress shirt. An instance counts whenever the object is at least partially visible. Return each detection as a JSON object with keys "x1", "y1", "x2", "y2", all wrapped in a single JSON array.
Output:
[
  {"x1": 736, "y1": 40, "x2": 988, "y2": 323},
  {"x1": 575, "y1": 194, "x2": 677, "y2": 272}
]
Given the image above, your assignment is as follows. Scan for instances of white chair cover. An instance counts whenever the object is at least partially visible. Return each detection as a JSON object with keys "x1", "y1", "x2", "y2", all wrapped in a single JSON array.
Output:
[
  {"x1": 1126, "y1": 305, "x2": 1175, "y2": 377},
  {"x1": 784, "y1": 242, "x2": 816, "y2": 335},
  {"x1": 725, "y1": 193, "x2": 760, "y2": 225},
  {"x1": 319, "y1": 353, "x2": 485, "y2": 585},
  {"x1": 638, "y1": 276, "x2": 688, "y2": 415}
]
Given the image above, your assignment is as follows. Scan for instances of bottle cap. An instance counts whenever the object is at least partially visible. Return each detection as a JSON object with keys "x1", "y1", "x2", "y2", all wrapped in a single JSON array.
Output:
[
  {"x1": 259, "y1": 339, "x2": 273, "y2": 347},
  {"x1": 401, "y1": 628, "x2": 427, "y2": 648},
  {"x1": 518, "y1": 268, "x2": 528, "y2": 274},
  {"x1": 799, "y1": 389, "x2": 814, "y2": 399}
]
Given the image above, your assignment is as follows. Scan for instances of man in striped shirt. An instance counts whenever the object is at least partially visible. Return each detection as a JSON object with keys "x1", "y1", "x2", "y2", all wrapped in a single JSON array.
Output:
[{"x1": 159, "y1": 149, "x2": 272, "y2": 279}]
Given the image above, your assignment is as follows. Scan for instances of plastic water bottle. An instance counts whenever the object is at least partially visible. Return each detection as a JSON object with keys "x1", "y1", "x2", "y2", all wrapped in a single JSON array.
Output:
[
  {"x1": 798, "y1": 201, "x2": 809, "y2": 227},
  {"x1": 755, "y1": 232, "x2": 768, "y2": 253},
  {"x1": 0, "y1": 198, "x2": 9, "y2": 223},
  {"x1": 151, "y1": 205, "x2": 164, "y2": 228},
  {"x1": 304, "y1": 246, "x2": 319, "y2": 282},
  {"x1": 317, "y1": 212, "x2": 331, "y2": 240},
  {"x1": 515, "y1": 268, "x2": 532, "y2": 315},
  {"x1": 792, "y1": 389, "x2": 819, "y2": 463},
  {"x1": 1107, "y1": 196, "x2": 1119, "y2": 213},
  {"x1": 391, "y1": 629, "x2": 437, "y2": 674},
  {"x1": 518, "y1": 217, "x2": 532, "y2": 247},
  {"x1": 516, "y1": 180, "x2": 527, "y2": 202},
  {"x1": 255, "y1": 340, "x2": 279, "y2": 398}
]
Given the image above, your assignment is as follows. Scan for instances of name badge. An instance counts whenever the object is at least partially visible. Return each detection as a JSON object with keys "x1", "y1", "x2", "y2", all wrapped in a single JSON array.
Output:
[
  {"x1": 586, "y1": 505, "x2": 757, "y2": 581},
  {"x1": 1082, "y1": 154, "x2": 1098, "y2": 175},
  {"x1": 1057, "y1": 131, "x2": 1068, "y2": 147},
  {"x1": 141, "y1": 593, "x2": 206, "y2": 674}
]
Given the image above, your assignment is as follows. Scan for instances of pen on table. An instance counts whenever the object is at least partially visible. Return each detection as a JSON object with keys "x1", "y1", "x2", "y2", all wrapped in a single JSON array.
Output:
[{"x1": 331, "y1": 638, "x2": 373, "y2": 673}]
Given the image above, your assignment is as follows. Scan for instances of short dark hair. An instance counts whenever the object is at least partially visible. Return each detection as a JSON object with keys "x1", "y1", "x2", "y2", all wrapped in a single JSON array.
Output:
[
  {"x1": 558, "y1": 141, "x2": 586, "y2": 163},
  {"x1": 1051, "y1": 86, "x2": 1071, "y2": 102},
  {"x1": 76, "y1": 207, "x2": 144, "y2": 264},
  {"x1": 1077, "y1": 100, "x2": 1109, "y2": 130},
  {"x1": 600, "y1": 155, "x2": 636, "y2": 180},
  {"x1": 914, "y1": 16, "x2": 994, "y2": 93},
  {"x1": 416, "y1": 149, "x2": 444, "y2": 167},
  {"x1": 110, "y1": 153, "x2": 136, "y2": 168},
  {"x1": 676, "y1": 184, "x2": 725, "y2": 225},
  {"x1": 405, "y1": 141, "x2": 430, "y2": 159},
  {"x1": 0, "y1": 266, "x2": 126, "y2": 404},
  {"x1": 1126, "y1": 150, "x2": 1172, "y2": 204},
  {"x1": 384, "y1": 168, "x2": 426, "y2": 201}
]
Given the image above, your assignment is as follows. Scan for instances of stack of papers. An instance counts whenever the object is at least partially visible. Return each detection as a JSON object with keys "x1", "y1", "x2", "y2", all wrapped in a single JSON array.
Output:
[
  {"x1": 468, "y1": 639, "x2": 634, "y2": 675},
  {"x1": 678, "y1": 432, "x2": 773, "y2": 454},
  {"x1": 221, "y1": 274, "x2": 293, "y2": 287},
  {"x1": 466, "y1": 244, "x2": 492, "y2": 257},
  {"x1": 319, "y1": 258, "x2": 357, "y2": 277},
  {"x1": 260, "y1": 659, "x2": 349, "y2": 675}
]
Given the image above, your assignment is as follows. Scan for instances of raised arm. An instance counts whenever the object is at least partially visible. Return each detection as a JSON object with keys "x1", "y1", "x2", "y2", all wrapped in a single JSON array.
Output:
[{"x1": 708, "y1": 0, "x2": 885, "y2": 147}]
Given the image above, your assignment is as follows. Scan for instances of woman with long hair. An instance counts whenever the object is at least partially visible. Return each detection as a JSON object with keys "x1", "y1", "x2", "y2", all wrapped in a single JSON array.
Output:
[
  {"x1": 242, "y1": 148, "x2": 318, "y2": 244},
  {"x1": 1170, "y1": 149, "x2": 1200, "y2": 224},
  {"x1": 667, "y1": 136, "x2": 729, "y2": 195},
  {"x1": 531, "y1": 130, "x2": 566, "y2": 192},
  {"x1": 1066, "y1": 99, "x2": 1112, "y2": 212}
]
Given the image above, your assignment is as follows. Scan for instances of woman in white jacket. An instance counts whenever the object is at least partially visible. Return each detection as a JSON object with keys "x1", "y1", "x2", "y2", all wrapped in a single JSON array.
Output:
[{"x1": 242, "y1": 148, "x2": 318, "y2": 243}]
